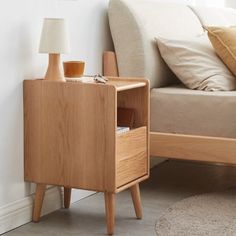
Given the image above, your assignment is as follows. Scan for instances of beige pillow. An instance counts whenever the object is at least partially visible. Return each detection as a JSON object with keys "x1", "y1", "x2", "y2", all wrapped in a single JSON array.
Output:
[
  {"x1": 156, "y1": 35, "x2": 236, "y2": 91},
  {"x1": 206, "y1": 26, "x2": 236, "y2": 76}
]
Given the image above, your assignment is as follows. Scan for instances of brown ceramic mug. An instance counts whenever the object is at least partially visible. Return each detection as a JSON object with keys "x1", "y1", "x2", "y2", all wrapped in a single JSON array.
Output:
[{"x1": 63, "y1": 61, "x2": 85, "y2": 78}]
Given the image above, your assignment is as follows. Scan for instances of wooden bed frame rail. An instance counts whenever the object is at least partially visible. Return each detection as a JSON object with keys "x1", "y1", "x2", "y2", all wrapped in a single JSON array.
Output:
[{"x1": 103, "y1": 51, "x2": 236, "y2": 165}]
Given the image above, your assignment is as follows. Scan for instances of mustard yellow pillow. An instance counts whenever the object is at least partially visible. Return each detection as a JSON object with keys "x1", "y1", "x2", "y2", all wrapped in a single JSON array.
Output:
[{"x1": 206, "y1": 26, "x2": 236, "y2": 76}]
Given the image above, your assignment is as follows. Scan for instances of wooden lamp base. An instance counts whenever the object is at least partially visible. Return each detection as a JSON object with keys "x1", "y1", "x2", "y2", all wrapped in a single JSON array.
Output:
[{"x1": 45, "y1": 54, "x2": 65, "y2": 82}]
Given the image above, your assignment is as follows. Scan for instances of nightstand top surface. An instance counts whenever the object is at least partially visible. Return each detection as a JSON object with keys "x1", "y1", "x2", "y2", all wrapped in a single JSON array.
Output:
[
  {"x1": 104, "y1": 77, "x2": 147, "y2": 91},
  {"x1": 26, "y1": 77, "x2": 148, "y2": 92},
  {"x1": 65, "y1": 76, "x2": 147, "y2": 91}
]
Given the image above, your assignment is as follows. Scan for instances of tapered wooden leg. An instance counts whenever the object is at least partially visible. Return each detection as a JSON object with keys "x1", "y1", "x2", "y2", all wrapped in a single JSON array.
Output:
[
  {"x1": 130, "y1": 183, "x2": 142, "y2": 219},
  {"x1": 104, "y1": 192, "x2": 115, "y2": 235},
  {"x1": 64, "y1": 187, "x2": 72, "y2": 209},
  {"x1": 32, "y1": 184, "x2": 46, "y2": 222}
]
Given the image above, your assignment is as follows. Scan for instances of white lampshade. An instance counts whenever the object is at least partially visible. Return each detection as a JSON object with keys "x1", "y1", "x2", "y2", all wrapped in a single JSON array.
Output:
[{"x1": 39, "y1": 18, "x2": 70, "y2": 54}]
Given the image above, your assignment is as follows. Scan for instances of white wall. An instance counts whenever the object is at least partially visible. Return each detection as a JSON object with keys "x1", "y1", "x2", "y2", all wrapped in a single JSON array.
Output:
[
  {"x1": 225, "y1": 0, "x2": 236, "y2": 8},
  {"x1": 0, "y1": 0, "x2": 112, "y2": 208},
  {"x1": 195, "y1": 0, "x2": 224, "y2": 7}
]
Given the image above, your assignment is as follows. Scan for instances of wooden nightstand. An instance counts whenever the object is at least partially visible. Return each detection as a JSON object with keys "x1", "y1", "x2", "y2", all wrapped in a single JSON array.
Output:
[{"x1": 23, "y1": 77, "x2": 150, "y2": 235}]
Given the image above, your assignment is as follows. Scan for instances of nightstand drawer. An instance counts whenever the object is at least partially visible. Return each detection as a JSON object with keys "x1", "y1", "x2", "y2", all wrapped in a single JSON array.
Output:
[{"x1": 116, "y1": 127, "x2": 148, "y2": 187}]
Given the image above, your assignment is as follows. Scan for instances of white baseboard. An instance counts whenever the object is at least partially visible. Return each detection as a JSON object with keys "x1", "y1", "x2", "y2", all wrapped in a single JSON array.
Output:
[
  {"x1": 0, "y1": 158, "x2": 162, "y2": 235},
  {"x1": 71, "y1": 189, "x2": 95, "y2": 204},
  {"x1": 0, "y1": 187, "x2": 95, "y2": 235}
]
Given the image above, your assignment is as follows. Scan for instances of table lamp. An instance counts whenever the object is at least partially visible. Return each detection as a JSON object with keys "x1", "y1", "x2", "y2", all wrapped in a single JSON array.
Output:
[{"x1": 39, "y1": 18, "x2": 70, "y2": 81}]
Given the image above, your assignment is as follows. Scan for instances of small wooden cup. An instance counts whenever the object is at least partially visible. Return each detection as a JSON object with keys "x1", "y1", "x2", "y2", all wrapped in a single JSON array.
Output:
[{"x1": 63, "y1": 61, "x2": 85, "y2": 78}]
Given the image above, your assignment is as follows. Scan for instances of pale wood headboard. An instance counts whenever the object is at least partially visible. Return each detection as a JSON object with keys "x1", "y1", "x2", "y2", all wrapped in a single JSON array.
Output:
[{"x1": 103, "y1": 51, "x2": 119, "y2": 77}]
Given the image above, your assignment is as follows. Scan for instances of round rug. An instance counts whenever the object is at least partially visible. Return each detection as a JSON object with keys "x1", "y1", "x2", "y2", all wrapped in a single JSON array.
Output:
[{"x1": 156, "y1": 188, "x2": 236, "y2": 236}]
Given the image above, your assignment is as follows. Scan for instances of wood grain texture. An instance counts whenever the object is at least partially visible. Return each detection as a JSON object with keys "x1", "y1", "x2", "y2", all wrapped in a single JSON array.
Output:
[
  {"x1": 150, "y1": 132, "x2": 236, "y2": 164},
  {"x1": 103, "y1": 51, "x2": 119, "y2": 77},
  {"x1": 117, "y1": 80, "x2": 150, "y2": 181},
  {"x1": 104, "y1": 192, "x2": 115, "y2": 235},
  {"x1": 116, "y1": 127, "x2": 147, "y2": 187},
  {"x1": 24, "y1": 78, "x2": 149, "y2": 193},
  {"x1": 104, "y1": 77, "x2": 146, "y2": 91},
  {"x1": 24, "y1": 80, "x2": 116, "y2": 192},
  {"x1": 117, "y1": 153, "x2": 147, "y2": 187},
  {"x1": 64, "y1": 187, "x2": 71, "y2": 209},
  {"x1": 116, "y1": 175, "x2": 148, "y2": 193},
  {"x1": 32, "y1": 184, "x2": 46, "y2": 222},
  {"x1": 130, "y1": 184, "x2": 142, "y2": 219},
  {"x1": 117, "y1": 127, "x2": 147, "y2": 162}
]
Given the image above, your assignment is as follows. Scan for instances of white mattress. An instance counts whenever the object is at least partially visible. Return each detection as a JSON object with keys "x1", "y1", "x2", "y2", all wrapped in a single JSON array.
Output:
[{"x1": 151, "y1": 85, "x2": 236, "y2": 138}]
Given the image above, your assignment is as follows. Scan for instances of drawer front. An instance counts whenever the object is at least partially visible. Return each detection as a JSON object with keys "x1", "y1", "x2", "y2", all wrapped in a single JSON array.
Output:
[{"x1": 116, "y1": 127, "x2": 148, "y2": 187}]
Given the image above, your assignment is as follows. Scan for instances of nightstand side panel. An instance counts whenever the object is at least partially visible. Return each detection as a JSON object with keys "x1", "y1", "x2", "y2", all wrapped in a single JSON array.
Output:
[
  {"x1": 116, "y1": 82, "x2": 150, "y2": 188},
  {"x1": 24, "y1": 80, "x2": 116, "y2": 192}
]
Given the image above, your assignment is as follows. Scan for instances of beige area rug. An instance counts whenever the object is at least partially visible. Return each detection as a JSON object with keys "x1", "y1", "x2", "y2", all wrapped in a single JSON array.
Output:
[{"x1": 156, "y1": 188, "x2": 236, "y2": 236}]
